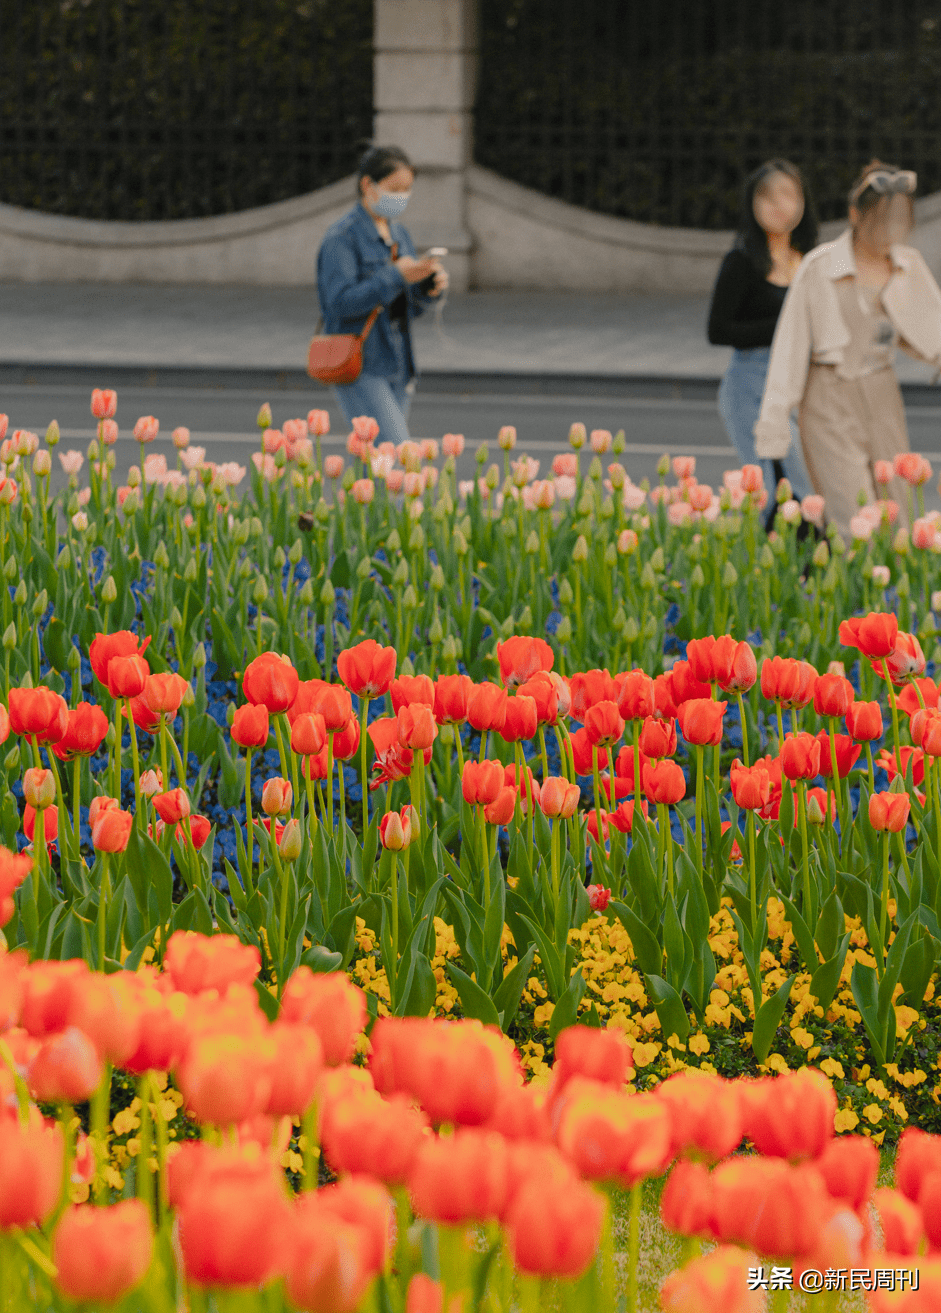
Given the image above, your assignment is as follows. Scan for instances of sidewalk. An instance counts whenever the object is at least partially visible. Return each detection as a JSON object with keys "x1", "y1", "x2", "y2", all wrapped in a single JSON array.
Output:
[{"x1": 0, "y1": 282, "x2": 938, "y2": 387}]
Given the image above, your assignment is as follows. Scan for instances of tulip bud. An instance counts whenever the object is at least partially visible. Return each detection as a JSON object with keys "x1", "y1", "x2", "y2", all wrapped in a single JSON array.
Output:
[
  {"x1": 33, "y1": 450, "x2": 51, "y2": 477},
  {"x1": 485, "y1": 464, "x2": 500, "y2": 490},
  {"x1": 400, "y1": 655, "x2": 415, "y2": 677},
  {"x1": 392, "y1": 559, "x2": 409, "y2": 586},
  {"x1": 429, "y1": 564, "x2": 445, "y2": 591},
  {"x1": 831, "y1": 533, "x2": 846, "y2": 556},
  {"x1": 288, "y1": 537, "x2": 303, "y2": 565},
  {"x1": 184, "y1": 557, "x2": 199, "y2": 584},
  {"x1": 894, "y1": 528, "x2": 910, "y2": 555},
  {"x1": 182, "y1": 684, "x2": 196, "y2": 708},
  {"x1": 44, "y1": 419, "x2": 60, "y2": 447},
  {"x1": 806, "y1": 793, "x2": 826, "y2": 826},
  {"x1": 572, "y1": 535, "x2": 588, "y2": 563},
  {"x1": 31, "y1": 589, "x2": 48, "y2": 619},
  {"x1": 640, "y1": 562, "x2": 657, "y2": 590},
  {"x1": 139, "y1": 769, "x2": 163, "y2": 799},
  {"x1": 556, "y1": 616, "x2": 572, "y2": 643},
  {"x1": 812, "y1": 540, "x2": 830, "y2": 568},
  {"x1": 57, "y1": 545, "x2": 73, "y2": 571},
  {"x1": 4, "y1": 746, "x2": 19, "y2": 771},
  {"x1": 320, "y1": 579, "x2": 335, "y2": 606},
  {"x1": 722, "y1": 561, "x2": 739, "y2": 587},
  {"x1": 442, "y1": 634, "x2": 458, "y2": 663},
  {"x1": 758, "y1": 544, "x2": 774, "y2": 569},
  {"x1": 402, "y1": 584, "x2": 418, "y2": 609},
  {"x1": 23, "y1": 767, "x2": 56, "y2": 809},
  {"x1": 105, "y1": 724, "x2": 115, "y2": 748},
  {"x1": 169, "y1": 605, "x2": 184, "y2": 630},
  {"x1": 408, "y1": 525, "x2": 424, "y2": 551},
  {"x1": 299, "y1": 579, "x2": 314, "y2": 605},
  {"x1": 127, "y1": 465, "x2": 141, "y2": 489},
  {"x1": 2, "y1": 558, "x2": 15, "y2": 584},
  {"x1": 617, "y1": 530, "x2": 638, "y2": 555},
  {"x1": 226, "y1": 703, "x2": 236, "y2": 727},
  {"x1": 568, "y1": 423, "x2": 586, "y2": 450},
  {"x1": 558, "y1": 578, "x2": 574, "y2": 606},
  {"x1": 238, "y1": 560, "x2": 254, "y2": 581},
  {"x1": 650, "y1": 546, "x2": 665, "y2": 572},
  {"x1": 690, "y1": 563, "x2": 705, "y2": 587},
  {"x1": 314, "y1": 500, "x2": 330, "y2": 525},
  {"x1": 428, "y1": 615, "x2": 444, "y2": 643},
  {"x1": 2, "y1": 623, "x2": 16, "y2": 651},
  {"x1": 896, "y1": 572, "x2": 910, "y2": 598},
  {"x1": 87, "y1": 439, "x2": 100, "y2": 461},
  {"x1": 525, "y1": 531, "x2": 539, "y2": 555},
  {"x1": 252, "y1": 577, "x2": 269, "y2": 606},
  {"x1": 279, "y1": 818, "x2": 302, "y2": 861},
  {"x1": 122, "y1": 489, "x2": 139, "y2": 514},
  {"x1": 588, "y1": 456, "x2": 602, "y2": 482},
  {"x1": 656, "y1": 453, "x2": 670, "y2": 477},
  {"x1": 273, "y1": 546, "x2": 286, "y2": 572},
  {"x1": 613, "y1": 429, "x2": 625, "y2": 453},
  {"x1": 257, "y1": 402, "x2": 272, "y2": 430},
  {"x1": 12, "y1": 581, "x2": 26, "y2": 608},
  {"x1": 613, "y1": 606, "x2": 627, "y2": 633}
]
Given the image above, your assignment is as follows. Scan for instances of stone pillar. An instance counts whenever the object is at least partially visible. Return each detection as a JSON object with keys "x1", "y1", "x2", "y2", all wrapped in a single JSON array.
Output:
[{"x1": 373, "y1": 0, "x2": 476, "y2": 291}]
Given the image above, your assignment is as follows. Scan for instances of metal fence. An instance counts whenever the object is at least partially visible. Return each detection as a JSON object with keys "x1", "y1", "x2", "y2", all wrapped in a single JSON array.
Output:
[
  {"x1": 475, "y1": 0, "x2": 941, "y2": 228},
  {"x1": 0, "y1": 0, "x2": 373, "y2": 220}
]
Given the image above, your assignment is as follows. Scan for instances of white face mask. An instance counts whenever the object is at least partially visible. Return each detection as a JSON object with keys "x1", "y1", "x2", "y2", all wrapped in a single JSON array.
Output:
[{"x1": 371, "y1": 189, "x2": 411, "y2": 219}]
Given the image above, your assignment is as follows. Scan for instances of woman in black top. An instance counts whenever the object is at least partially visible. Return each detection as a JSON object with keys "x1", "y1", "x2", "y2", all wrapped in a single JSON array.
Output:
[{"x1": 708, "y1": 160, "x2": 818, "y2": 504}]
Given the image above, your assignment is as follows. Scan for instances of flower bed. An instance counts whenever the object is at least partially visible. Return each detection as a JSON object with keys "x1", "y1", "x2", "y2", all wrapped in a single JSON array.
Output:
[{"x1": 1, "y1": 393, "x2": 941, "y2": 1306}]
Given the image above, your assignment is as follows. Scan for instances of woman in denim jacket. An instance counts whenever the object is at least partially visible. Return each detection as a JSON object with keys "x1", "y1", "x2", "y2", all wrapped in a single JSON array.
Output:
[{"x1": 317, "y1": 146, "x2": 448, "y2": 444}]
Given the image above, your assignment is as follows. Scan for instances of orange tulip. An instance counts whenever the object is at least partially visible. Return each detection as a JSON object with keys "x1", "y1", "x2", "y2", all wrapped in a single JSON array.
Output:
[
  {"x1": 396, "y1": 703, "x2": 438, "y2": 751},
  {"x1": 53, "y1": 1200, "x2": 153, "y2": 1305},
  {"x1": 164, "y1": 930, "x2": 261, "y2": 995},
  {"x1": 483, "y1": 786, "x2": 516, "y2": 825},
  {"x1": 19, "y1": 958, "x2": 87, "y2": 1037},
  {"x1": 0, "y1": 1116, "x2": 64, "y2": 1230},
  {"x1": 321, "y1": 1090, "x2": 428, "y2": 1186},
  {"x1": 569, "y1": 727, "x2": 608, "y2": 775},
  {"x1": 872, "y1": 1187, "x2": 923, "y2": 1255},
  {"x1": 331, "y1": 715, "x2": 361, "y2": 761},
  {"x1": 51, "y1": 702, "x2": 109, "y2": 761},
  {"x1": 615, "y1": 669, "x2": 654, "y2": 721},
  {"x1": 780, "y1": 732, "x2": 821, "y2": 781},
  {"x1": 8, "y1": 685, "x2": 69, "y2": 745},
  {"x1": 68, "y1": 972, "x2": 142, "y2": 1066},
  {"x1": 656, "y1": 1070, "x2": 743, "y2": 1162},
  {"x1": 290, "y1": 711, "x2": 326, "y2": 756},
  {"x1": 28, "y1": 1026, "x2": 103, "y2": 1104},
  {"x1": 177, "y1": 1149, "x2": 292, "y2": 1288},
  {"x1": 280, "y1": 969, "x2": 366, "y2": 1066},
  {"x1": 496, "y1": 635, "x2": 554, "y2": 688},
  {"x1": 231, "y1": 703, "x2": 270, "y2": 747},
  {"x1": 846, "y1": 700, "x2": 883, "y2": 741},
  {"x1": 399, "y1": 1020, "x2": 519, "y2": 1128},
  {"x1": 120, "y1": 987, "x2": 188, "y2": 1075},
  {"x1": 661, "y1": 1245, "x2": 765, "y2": 1313},
  {"x1": 838, "y1": 611, "x2": 899, "y2": 658},
  {"x1": 869, "y1": 790, "x2": 911, "y2": 833},
  {"x1": 142, "y1": 671, "x2": 190, "y2": 715},
  {"x1": 242, "y1": 651, "x2": 300, "y2": 713},
  {"x1": 644, "y1": 759, "x2": 686, "y2": 805},
  {"x1": 106, "y1": 653, "x2": 150, "y2": 700},
  {"x1": 583, "y1": 699, "x2": 625, "y2": 747},
  {"x1": 409, "y1": 1129, "x2": 509, "y2": 1223},
  {"x1": 303, "y1": 1175, "x2": 393, "y2": 1275},
  {"x1": 677, "y1": 698, "x2": 727, "y2": 747},
  {"x1": 517, "y1": 673, "x2": 560, "y2": 725},
  {"x1": 687, "y1": 635, "x2": 735, "y2": 686},
  {"x1": 760, "y1": 655, "x2": 818, "y2": 708},
  {"x1": 499, "y1": 694, "x2": 538, "y2": 743},
  {"x1": 88, "y1": 630, "x2": 151, "y2": 689},
  {"x1": 745, "y1": 1068, "x2": 836, "y2": 1161},
  {"x1": 539, "y1": 775, "x2": 580, "y2": 819},
  {"x1": 896, "y1": 1126, "x2": 941, "y2": 1202},
  {"x1": 711, "y1": 1157, "x2": 829, "y2": 1258},
  {"x1": 667, "y1": 661, "x2": 711, "y2": 708},
  {"x1": 379, "y1": 807, "x2": 413, "y2": 850},
  {"x1": 659, "y1": 1159, "x2": 714, "y2": 1237},
  {"x1": 718, "y1": 640, "x2": 758, "y2": 693},
  {"x1": 461, "y1": 759, "x2": 504, "y2": 807},
  {"x1": 569, "y1": 669, "x2": 617, "y2": 720},
  {"x1": 264, "y1": 1024, "x2": 324, "y2": 1117},
  {"x1": 466, "y1": 681, "x2": 508, "y2": 734},
  {"x1": 91, "y1": 806, "x2": 133, "y2": 852},
  {"x1": 153, "y1": 787, "x2": 191, "y2": 824},
  {"x1": 550, "y1": 1024, "x2": 633, "y2": 1096},
  {"x1": 261, "y1": 776, "x2": 292, "y2": 816},
  {"x1": 729, "y1": 759, "x2": 771, "y2": 811},
  {"x1": 506, "y1": 1171, "x2": 605, "y2": 1279},
  {"x1": 91, "y1": 389, "x2": 117, "y2": 419},
  {"x1": 814, "y1": 730, "x2": 861, "y2": 779},
  {"x1": 638, "y1": 715, "x2": 676, "y2": 759},
  {"x1": 556, "y1": 1083, "x2": 672, "y2": 1187},
  {"x1": 816, "y1": 1135, "x2": 879, "y2": 1211},
  {"x1": 433, "y1": 674, "x2": 474, "y2": 726},
  {"x1": 176, "y1": 1031, "x2": 274, "y2": 1126},
  {"x1": 876, "y1": 631, "x2": 927, "y2": 685},
  {"x1": 813, "y1": 672, "x2": 854, "y2": 718},
  {"x1": 390, "y1": 674, "x2": 435, "y2": 713},
  {"x1": 285, "y1": 1210, "x2": 372, "y2": 1313},
  {"x1": 337, "y1": 640, "x2": 396, "y2": 700},
  {"x1": 406, "y1": 1274, "x2": 463, "y2": 1313}
]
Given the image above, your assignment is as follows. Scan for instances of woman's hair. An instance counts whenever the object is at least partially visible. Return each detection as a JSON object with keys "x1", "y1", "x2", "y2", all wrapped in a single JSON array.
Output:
[
  {"x1": 848, "y1": 158, "x2": 914, "y2": 221},
  {"x1": 737, "y1": 160, "x2": 818, "y2": 275},
  {"x1": 357, "y1": 145, "x2": 413, "y2": 196}
]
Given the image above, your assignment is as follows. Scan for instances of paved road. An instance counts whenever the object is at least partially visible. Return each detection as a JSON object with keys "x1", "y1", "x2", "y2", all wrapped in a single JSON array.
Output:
[{"x1": 3, "y1": 375, "x2": 941, "y2": 510}]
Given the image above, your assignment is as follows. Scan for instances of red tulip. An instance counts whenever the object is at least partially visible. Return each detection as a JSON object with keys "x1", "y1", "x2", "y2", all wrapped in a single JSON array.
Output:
[
  {"x1": 876, "y1": 631, "x2": 927, "y2": 686},
  {"x1": 264, "y1": 1024, "x2": 324, "y2": 1117},
  {"x1": 28, "y1": 1026, "x2": 103, "y2": 1103},
  {"x1": 291, "y1": 711, "x2": 326, "y2": 756},
  {"x1": 638, "y1": 715, "x2": 676, "y2": 759},
  {"x1": 8, "y1": 685, "x2": 69, "y2": 745},
  {"x1": 760, "y1": 656, "x2": 818, "y2": 708},
  {"x1": 539, "y1": 776, "x2": 580, "y2": 819},
  {"x1": 496, "y1": 635, "x2": 554, "y2": 688},
  {"x1": 896, "y1": 1127, "x2": 941, "y2": 1203},
  {"x1": 89, "y1": 630, "x2": 151, "y2": 689},
  {"x1": 285, "y1": 1210, "x2": 372, "y2": 1313},
  {"x1": 816, "y1": 1135, "x2": 879, "y2": 1211},
  {"x1": 877, "y1": 745, "x2": 924, "y2": 787},
  {"x1": 314, "y1": 683, "x2": 354, "y2": 733},
  {"x1": 409, "y1": 1129, "x2": 509, "y2": 1223},
  {"x1": 164, "y1": 930, "x2": 261, "y2": 995},
  {"x1": 872, "y1": 1187, "x2": 923, "y2": 1255},
  {"x1": 813, "y1": 672, "x2": 854, "y2": 718},
  {"x1": 68, "y1": 971, "x2": 142, "y2": 1066},
  {"x1": 745, "y1": 1068, "x2": 835, "y2": 1161},
  {"x1": 656, "y1": 1071, "x2": 742, "y2": 1162},
  {"x1": 321, "y1": 1090, "x2": 428, "y2": 1186},
  {"x1": 142, "y1": 672, "x2": 190, "y2": 715},
  {"x1": 897, "y1": 676, "x2": 940, "y2": 715},
  {"x1": 838, "y1": 611, "x2": 899, "y2": 659},
  {"x1": 379, "y1": 807, "x2": 413, "y2": 851},
  {"x1": 661, "y1": 1245, "x2": 766, "y2": 1313},
  {"x1": 53, "y1": 1200, "x2": 153, "y2": 1305},
  {"x1": 461, "y1": 760, "x2": 504, "y2": 807},
  {"x1": 668, "y1": 660, "x2": 712, "y2": 707},
  {"x1": 717, "y1": 640, "x2": 758, "y2": 693},
  {"x1": 506, "y1": 1171, "x2": 605, "y2": 1279},
  {"x1": 106, "y1": 654, "x2": 150, "y2": 700},
  {"x1": 677, "y1": 698, "x2": 727, "y2": 747},
  {"x1": 615, "y1": 670, "x2": 654, "y2": 721},
  {"x1": 242, "y1": 651, "x2": 300, "y2": 713},
  {"x1": 396, "y1": 704, "x2": 437, "y2": 752},
  {"x1": 779, "y1": 733, "x2": 821, "y2": 781},
  {"x1": 19, "y1": 958, "x2": 88, "y2": 1037},
  {"x1": 550, "y1": 1025, "x2": 633, "y2": 1096},
  {"x1": 390, "y1": 675, "x2": 435, "y2": 713},
  {"x1": 644, "y1": 760, "x2": 686, "y2": 805},
  {"x1": 0, "y1": 848, "x2": 31, "y2": 924},
  {"x1": 569, "y1": 669, "x2": 617, "y2": 720},
  {"x1": 466, "y1": 682, "x2": 508, "y2": 734},
  {"x1": 483, "y1": 786, "x2": 516, "y2": 826},
  {"x1": 846, "y1": 700, "x2": 883, "y2": 741},
  {"x1": 51, "y1": 702, "x2": 109, "y2": 761},
  {"x1": 23, "y1": 804, "x2": 57, "y2": 849},
  {"x1": 654, "y1": 672, "x2": 679, "y2": 719},
  {"x1": 869, "y1": 790, "x2": 911, "y2": 832},
  {"x1": 433, "y1": 674, "x2": 474, "y2": 725},
  {"x1": 124, "y1": 693, "x2": 160, "y2": 735},
  {"x1": 568, "y1": 727, "x2": 608, "y2": 775},
  {"x1": 660, "y1": 1159, "x2": 714, "y2": 1238},
  {"x1": 280, "y1": 969, "x2": 366, "y2": 1066},
  {"x1": 518, "y1": 673, "x2": 560, "y2": 725},
  {"x1": 91, "y1": 806, "x2": 133, "y2": 852},
  {"x1": 153, "y1": 788, "x2": 190, "y2": 824},
  {"x1": 337, "y1": 640, "x2": 396, "y2": 700},
  {"x1": 499, "y1": 694, "x2": 538, "y2": 743},
  {"x1": 729, "y1": 759, "x2": 772, "y2": 810},
  {"x1": 556, "y1": 1084, "x2": 672, "y2": 1187},
  {"x1": 815, "y1": 730, "x2": 861, "y2": 779},
  {"x1": 0, "y1": 1117, "x2": 64, "y2": 1229}
]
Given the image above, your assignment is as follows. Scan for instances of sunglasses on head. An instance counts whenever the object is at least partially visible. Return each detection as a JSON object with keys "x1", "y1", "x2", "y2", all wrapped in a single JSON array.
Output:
[{"x1": 850, "y1": 170, "x2": 917, "y2": 205}]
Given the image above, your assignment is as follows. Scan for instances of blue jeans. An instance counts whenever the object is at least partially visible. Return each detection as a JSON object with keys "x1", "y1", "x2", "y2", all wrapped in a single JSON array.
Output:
[
  {"x1": 334, "y1": 331, "x2": 413, "y2": 445},
  {"x1": 717, "y1": 346, "x2": 812, "y2": 501}
]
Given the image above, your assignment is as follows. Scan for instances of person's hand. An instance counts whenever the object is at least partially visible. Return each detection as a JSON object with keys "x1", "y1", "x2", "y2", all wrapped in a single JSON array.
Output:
[
  {"x1": 394, "y1": 255, "x2": 438, "y2": 285},
  {"x1": 428, "y1": 265, "x2": 449, "y2": 297}
]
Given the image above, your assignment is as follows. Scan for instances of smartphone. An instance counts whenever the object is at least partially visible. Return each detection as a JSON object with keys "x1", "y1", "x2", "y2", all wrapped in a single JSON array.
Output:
[{"x1": 424, "y1": 247, "x2": 448, "y2": 258}]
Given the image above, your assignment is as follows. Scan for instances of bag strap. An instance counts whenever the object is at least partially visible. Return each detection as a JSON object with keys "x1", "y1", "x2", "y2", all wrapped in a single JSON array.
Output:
[{"x1": 357, "y1": 304, "x2": 383, "y2": 344}]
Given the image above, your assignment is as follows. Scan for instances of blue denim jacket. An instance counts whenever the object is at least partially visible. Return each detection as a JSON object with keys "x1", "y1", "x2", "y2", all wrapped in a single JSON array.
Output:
[{"x1": 316, "y1": 203, "x2": 434, "y2": 381}]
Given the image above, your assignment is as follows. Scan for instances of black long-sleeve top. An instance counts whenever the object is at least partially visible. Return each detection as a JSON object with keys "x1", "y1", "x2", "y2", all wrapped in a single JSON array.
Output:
[{"x1": 707, "y1": 247, "x2": 789, "y2": 349}]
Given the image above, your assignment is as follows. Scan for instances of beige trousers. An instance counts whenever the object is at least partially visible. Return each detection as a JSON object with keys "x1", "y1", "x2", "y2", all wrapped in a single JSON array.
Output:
[{"x1": 798, "y1": 363, "x2": 910, "y2": 537}]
